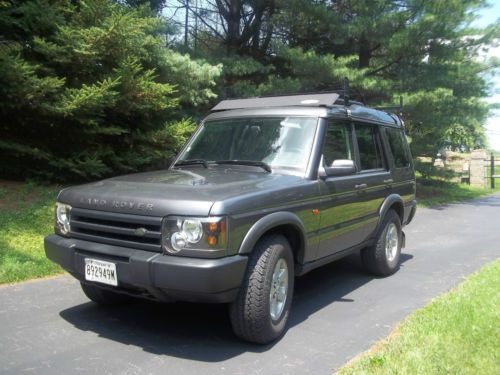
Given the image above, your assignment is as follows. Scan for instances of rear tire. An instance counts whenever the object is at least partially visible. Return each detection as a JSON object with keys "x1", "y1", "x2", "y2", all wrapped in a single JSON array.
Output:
[
  {"x1": 80, "y1": 282, "x2": 131, "y2": 305},
  {"x1": 229, "y1": 235, "x2": 294, "y2": 344},
  {"x1": 362, "y1": 209, "x2": 402, "y2": 276}
]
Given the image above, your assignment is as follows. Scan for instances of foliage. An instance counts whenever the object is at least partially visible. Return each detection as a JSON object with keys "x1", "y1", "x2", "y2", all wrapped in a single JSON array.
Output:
[
  {"x1": 0, "y1": 0, "x2": 220, "y2": 181},
  {"x1": 0, "y1": 0, "x2": 498, "y2": 181},
  {"x1": 0, "y1": 183, "x2": 62, "y2": 284},
  {"x1": 182, "y1": 0, "x2": 498, "y2": 157},
  {"x1": 122, "y1": 0, "x2": 166, "y2": 14},
  {"x1": 414, "y1": 160, "x2": 458, "y2": 181},
  {"x1": 339, "y1": 260, "x2": 500, "y2": 374}
]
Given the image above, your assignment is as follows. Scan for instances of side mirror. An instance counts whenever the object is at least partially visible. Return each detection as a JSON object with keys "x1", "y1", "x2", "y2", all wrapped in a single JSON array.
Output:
[{"x1": 324, "y1": 159, "x2": 356, "y2": 177}]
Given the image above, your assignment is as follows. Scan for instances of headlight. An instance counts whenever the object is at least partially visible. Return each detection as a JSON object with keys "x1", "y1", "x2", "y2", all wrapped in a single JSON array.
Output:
[
  {"x1": 162, "y1": 216, "x2": 227, "y2": 254},
  {"x1": 55, "y1": 202, "x2": 72, "y2": 236},
  {"x1": 182, "y1": 219, "x2": 203, "y2": 243}
]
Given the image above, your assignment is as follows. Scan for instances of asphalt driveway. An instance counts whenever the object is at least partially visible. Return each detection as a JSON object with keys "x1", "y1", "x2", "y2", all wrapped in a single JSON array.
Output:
[{"x1": 1, "y1": 195, "x2": 499, "y2": 374}]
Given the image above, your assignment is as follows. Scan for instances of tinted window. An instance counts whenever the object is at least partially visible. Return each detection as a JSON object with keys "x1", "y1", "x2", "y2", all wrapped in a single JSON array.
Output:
[
  {"x1": 323, "y1": 122, "x2": 354, "y2": 166},
  {"x1": 386, "y1": 128, "x2": 410, "y2": 168},
  {"x1": 355, "y1": 124, "x2": 384, "y2": 170}
]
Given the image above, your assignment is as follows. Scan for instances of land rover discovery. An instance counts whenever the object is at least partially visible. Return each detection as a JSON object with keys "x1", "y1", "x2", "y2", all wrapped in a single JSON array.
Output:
[{"x1": 45, "y1": 92, "x2": 416, "y2": 344}]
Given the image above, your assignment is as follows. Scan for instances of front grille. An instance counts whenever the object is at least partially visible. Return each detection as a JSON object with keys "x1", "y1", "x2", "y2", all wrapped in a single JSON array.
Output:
[{"x1": 70, "y1": 207, "x2": 162, "y2": 252}]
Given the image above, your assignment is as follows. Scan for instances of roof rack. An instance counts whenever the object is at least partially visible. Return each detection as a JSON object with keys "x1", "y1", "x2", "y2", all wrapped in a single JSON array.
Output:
[
  {"x1": 210, "y1": 79, "x2": 403, "y2": 118},
  {"x1": 211, "y1": 92, "x2": 341, "y2": 111}
]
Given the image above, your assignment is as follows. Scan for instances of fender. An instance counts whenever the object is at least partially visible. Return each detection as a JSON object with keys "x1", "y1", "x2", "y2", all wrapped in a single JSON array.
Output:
[
  {"x1": 376, "y1": 194, "x2": 404, "y2": 232},
  {"x1": 238, "y1": 211, "x2": 306, "y2": 259}
]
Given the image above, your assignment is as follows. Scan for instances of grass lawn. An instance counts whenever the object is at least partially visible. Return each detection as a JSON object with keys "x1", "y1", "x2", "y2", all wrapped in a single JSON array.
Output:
[
  {"x1": 0, "y1": 181, "x2": 62, "y2": 284},
  {"x1": 339, "y1": 261, "x2": 500, "y2": 375},
  {"x1": 417, "y1": 179, "x2": 499, "y2": 207}
]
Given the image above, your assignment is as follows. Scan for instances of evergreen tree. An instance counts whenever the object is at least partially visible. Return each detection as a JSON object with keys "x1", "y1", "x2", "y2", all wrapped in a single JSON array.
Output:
[
  {"x1": 185, "y1": 0, "x2": 498, "y2": 156},
  {"x1": 0, "y1": 0, "x2": 220, "y2": 181},
  {"x1": 1, "y1": 0, "x2": 497, "y2": 182},
  {"x1": 271, "y1": 0, "x2": 498, "y2": 155}
]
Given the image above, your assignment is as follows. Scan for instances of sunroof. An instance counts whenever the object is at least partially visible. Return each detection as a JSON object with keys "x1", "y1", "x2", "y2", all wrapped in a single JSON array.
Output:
[{"x1": 211, "y1": 93, "x2": 340, "y2": 111}]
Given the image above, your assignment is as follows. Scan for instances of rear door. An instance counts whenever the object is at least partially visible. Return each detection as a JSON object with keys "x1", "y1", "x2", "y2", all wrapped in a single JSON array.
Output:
[
  {"x1": 316, "y1": 120, "x2": 391, "y2": 259},
  {"x1": 383, "y1": 127, "x2": 416, "y2": 220},
  {"x1": 351, "y1": 122, "x2": 393, "y2": 239}
]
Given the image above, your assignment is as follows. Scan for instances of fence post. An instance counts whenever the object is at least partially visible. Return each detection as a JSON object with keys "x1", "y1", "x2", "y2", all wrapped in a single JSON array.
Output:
[
  {"x1": 492, "y1": 153, "x2": 495, "y2": 190},
  {"x1": 470, "y1": 149, "x2": 487, "y2": 188}
]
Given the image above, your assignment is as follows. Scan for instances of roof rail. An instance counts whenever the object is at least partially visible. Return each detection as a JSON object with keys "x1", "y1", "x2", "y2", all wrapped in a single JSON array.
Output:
[
  {"x1": 334, "y1": 98, "x2": 365, "y2": 106},
  {"x1": 373, "y1": 96, "x2": 404, "y2": 116}
]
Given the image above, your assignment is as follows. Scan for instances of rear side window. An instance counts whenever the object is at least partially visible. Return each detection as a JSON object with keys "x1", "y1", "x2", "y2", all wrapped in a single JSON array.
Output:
[
  {"x1": 323, "y1": 122, "x2": 354, "y2": 166},
  {"x1": 386, "y1": 128, "x2": 410, "y2": 168},
  {"x1": 354, "y1": 124, "x2": 384, "y2": 170}
]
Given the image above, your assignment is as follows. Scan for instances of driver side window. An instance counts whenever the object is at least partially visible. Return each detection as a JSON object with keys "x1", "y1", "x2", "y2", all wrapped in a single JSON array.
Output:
[{"x1": 323, "y1": 122, "x2": 354, "y2": 166}]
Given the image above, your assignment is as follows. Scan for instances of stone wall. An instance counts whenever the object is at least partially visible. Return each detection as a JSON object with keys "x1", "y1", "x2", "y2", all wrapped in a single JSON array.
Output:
[
  {"x1": 442, "y1": 151, "x2": 470, "y2": 183},
  {"x1": 469, "y1": 149, "x2": 487, "y2": 188}
]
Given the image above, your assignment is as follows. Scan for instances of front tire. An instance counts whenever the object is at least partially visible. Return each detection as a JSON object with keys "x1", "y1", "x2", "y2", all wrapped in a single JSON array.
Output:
[
  {"x1": 361, "y1": 209, "x2": 402, "y2": 276},
  {"x1": 229, "y1": 235, "x2": 294, "y2": 344},
  {"x1": 80, "y1": 282, "x2": 131, "y2": 305}
]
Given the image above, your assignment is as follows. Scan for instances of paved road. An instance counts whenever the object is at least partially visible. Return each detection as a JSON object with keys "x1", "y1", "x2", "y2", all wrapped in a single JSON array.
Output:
[{"x1": 1, "y1": 195, "x2": 499, "y2": 374}]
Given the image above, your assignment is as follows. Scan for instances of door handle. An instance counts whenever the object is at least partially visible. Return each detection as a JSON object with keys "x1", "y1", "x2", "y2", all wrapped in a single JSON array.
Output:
[
  {"x1": 383, "y1": 179, "x2": 394, "y2": 184},
  {"x1": 355, "y1": 183, "x2": 368, "y2": 189}
]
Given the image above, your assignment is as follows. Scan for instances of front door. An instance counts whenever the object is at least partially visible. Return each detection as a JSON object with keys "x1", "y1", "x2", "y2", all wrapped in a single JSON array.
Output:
[{"x1": 316, "y1": 120, "x2": 390, "y2": 259}]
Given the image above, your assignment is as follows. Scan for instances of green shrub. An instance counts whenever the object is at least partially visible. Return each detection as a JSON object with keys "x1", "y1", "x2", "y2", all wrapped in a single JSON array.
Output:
[{"x1": 414, "y1": 160, "x2": 458, "y2": 183}]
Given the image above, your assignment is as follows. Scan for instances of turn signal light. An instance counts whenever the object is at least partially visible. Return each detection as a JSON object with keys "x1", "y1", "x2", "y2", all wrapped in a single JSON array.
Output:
[
  {"x1": 207, "y1": 222, "x2": 218, "y2": 232},
  {"x1": 207, "y1": 235, "x2": 218, "y2": 247}
]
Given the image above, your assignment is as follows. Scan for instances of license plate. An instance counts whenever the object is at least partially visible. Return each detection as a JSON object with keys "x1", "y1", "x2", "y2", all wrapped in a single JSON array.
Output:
[{"x1": 84, "y1": 258, "x2": 118, "y2": 286}]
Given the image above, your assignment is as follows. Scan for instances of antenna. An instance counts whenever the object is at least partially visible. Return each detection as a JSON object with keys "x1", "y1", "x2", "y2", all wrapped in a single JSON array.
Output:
[{"x1": 343, "y1": 78, "x2": 350, "y2": 107}]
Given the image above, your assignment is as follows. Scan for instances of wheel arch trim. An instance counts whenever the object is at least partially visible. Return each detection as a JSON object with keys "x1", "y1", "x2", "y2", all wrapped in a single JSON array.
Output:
[
  {"x1": 237, "y1": 212, "x2": 307, "y2": 263},
  {"x1": 377, "y1": 194, "x2": 404, "y2": 229}
]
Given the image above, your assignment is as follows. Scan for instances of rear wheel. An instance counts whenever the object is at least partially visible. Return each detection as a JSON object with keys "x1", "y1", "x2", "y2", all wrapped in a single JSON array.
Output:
[
  {"x1": 80, "y1": 282, "x2": 131, "y2": 305},
  {"x1": 229, "y1": 235, "x2": 294, "y2": 344},
  {"x1": 362, "y1": 209, "x2": 402, "y2": 276}
]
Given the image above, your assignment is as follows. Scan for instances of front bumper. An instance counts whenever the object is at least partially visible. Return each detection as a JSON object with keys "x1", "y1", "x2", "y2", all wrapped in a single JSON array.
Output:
[{"x1": 44, "y1": 235, "x2": 248, "y2": 303}]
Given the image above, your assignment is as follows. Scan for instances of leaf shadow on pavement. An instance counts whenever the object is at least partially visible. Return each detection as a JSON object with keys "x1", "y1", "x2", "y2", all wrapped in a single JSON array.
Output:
[{"x1": 59, "y1": 252, "x2": 413, "y2": 362}]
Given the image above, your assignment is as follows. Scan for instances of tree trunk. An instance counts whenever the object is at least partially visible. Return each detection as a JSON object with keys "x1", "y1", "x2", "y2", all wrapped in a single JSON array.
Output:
[
  {"x1": 227, "y1": 0, "x2": 241, "y2": 54},
  {"x1": 184, "y1": 0, "x2": 189, "y2": 47}
]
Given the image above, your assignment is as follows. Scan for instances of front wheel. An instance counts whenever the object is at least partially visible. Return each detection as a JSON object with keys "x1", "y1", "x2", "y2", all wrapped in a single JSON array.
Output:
[{"x1": 229, "y1": 235, "x2": 294, "y2": 344}]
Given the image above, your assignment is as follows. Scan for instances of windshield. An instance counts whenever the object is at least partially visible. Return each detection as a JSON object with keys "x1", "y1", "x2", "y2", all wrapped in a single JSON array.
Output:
[{"x1": 178, "y1": 116, "x2": 318, "y2": 173}]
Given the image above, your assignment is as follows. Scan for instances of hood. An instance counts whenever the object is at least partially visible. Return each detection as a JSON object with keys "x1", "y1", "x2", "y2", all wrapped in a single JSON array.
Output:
[{"x1": 58, "y1": 168, "x2": 306, "y2": 217}]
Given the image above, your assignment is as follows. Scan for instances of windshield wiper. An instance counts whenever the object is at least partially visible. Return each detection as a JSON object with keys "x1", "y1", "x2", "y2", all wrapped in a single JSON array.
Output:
[
  {"x1": 214, "y1": 160, "x2": 272, "y2": 173},
  {"x1": 174, "y1": 159, "x2": 209, "y2": 168}
]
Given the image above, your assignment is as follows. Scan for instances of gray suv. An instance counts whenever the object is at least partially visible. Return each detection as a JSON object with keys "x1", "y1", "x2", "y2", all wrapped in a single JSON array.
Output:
[{"x1": 45, "y1": 93, "x2": 416, "y2": 344}]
